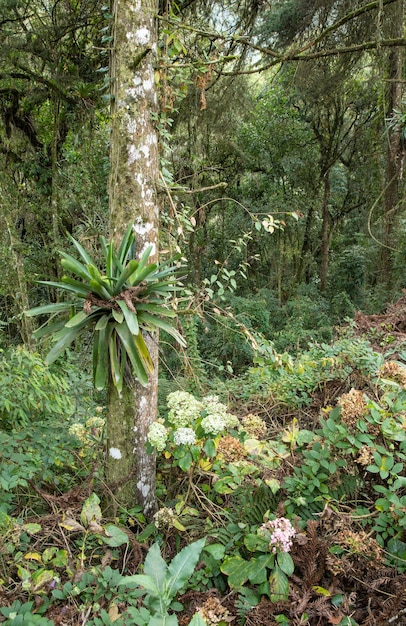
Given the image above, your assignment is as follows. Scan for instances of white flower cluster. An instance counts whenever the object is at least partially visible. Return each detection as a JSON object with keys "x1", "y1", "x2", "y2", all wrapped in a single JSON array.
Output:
[
  {"x1": 173, "y1": 427, "x2": 196, "y2": 446},
  {"x1": 147, "y1": 421, "x2": 168, "y2": 451},
  {"x1": 201, "y1": 395, "x2": 239, "y2": 434},
  {"x1": 153, "y1": 507, "x2": 175, "y2": 529},
  {"x1": 167, "y1": 391, "x2": 203, "y2": 427},
  {"x1": 201, "y1": 414, "x2": 227, "y2": 435},
  {"x1": 259, "y1": 517, "x2": 296, "y2": 554}
]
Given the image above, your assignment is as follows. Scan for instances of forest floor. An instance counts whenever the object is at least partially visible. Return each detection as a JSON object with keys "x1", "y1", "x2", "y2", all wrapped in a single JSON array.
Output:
[{"x1": 3, "y1": 298, "x2": 406, "y2": 625}]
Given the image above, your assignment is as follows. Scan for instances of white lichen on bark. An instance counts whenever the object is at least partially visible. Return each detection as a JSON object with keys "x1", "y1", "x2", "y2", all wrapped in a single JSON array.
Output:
[{"x1": 109, "y1": 447, "x2": 122, "y2": 459}]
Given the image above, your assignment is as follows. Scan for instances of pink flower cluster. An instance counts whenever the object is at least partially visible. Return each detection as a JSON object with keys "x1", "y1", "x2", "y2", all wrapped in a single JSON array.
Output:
[{"x1": 259, "y1": 517, "x2": 296, "y2": 554}]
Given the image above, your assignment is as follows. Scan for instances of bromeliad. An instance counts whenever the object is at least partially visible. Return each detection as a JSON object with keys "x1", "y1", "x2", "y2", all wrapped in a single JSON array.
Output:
[{"x1": 26, "y1": 226, "x2": 185, "y2": 395}]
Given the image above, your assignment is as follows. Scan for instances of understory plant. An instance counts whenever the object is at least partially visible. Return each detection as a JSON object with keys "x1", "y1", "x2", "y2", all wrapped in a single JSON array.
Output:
[
  {"x1": 26, "y1": 226, "x2": 185, "y2": 394},
  {"x1": 119, "y1": 538, "x2": 206, "y2": 626}
]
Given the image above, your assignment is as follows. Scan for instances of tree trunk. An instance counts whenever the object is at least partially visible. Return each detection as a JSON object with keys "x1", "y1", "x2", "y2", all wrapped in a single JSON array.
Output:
[
  {"x1": 320, "y1": 172, "x2": 331, "y2": 292},
  {"x1": 381, "y1": 0, "x2": 404, "y2": 286},
  {"x1": 106, "y1": 0, "x2": 160, "y2": 518}
]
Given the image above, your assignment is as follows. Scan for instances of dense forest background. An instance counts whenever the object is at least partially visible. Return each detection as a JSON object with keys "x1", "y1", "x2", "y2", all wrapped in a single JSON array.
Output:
[
  {"x1": 1, "y1": 1, "x2": 406, "y2": 625},
  {"x1": 0, "y1": 0, "x2": 405, "y2": 361}
]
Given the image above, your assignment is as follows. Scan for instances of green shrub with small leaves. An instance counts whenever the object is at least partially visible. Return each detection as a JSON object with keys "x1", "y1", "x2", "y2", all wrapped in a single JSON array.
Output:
[{"x1": 0, "y1": 347, "x2": 74, "y2": 431}]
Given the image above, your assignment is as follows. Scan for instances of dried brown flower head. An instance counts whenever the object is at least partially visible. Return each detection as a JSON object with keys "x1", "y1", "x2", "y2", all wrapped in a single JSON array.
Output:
[
  {"x1": 335, "y1": 529, "x2": 383, "y2": 563},
  {"x1": 337, "y1": 389, "x2": 367, "y2": 429},
  {"x1": 379, "y1": 361, "x2": 406, "y2": 388},
  {"x1": 241, "y1": 414, "x2": 267, "y2": 438},
  {"x1": 195, "y1": 596, "x2": 231, "y2": 625},
  {"x1": 217, "y1": 435, "x2": 247, "y2": 463},
  {"x1": 355, "y1": 445, "x2": 374, "y2": 466}
]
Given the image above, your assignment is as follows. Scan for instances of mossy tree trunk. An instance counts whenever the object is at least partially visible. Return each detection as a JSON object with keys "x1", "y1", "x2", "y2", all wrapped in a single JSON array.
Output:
[
  {"x1": 381, "y1": 0, "x2": 404, "y2": 287},
  {"x1": 106, "y1": 0, "x2": 159, "y2": 518}
]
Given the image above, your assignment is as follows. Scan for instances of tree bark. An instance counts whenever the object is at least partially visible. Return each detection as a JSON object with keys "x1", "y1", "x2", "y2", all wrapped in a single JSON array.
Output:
[
  {"x1": 106, "y1": 0, "x2": 159, "y2": 518},
  {"x1": 381, "y1": 0, "x2": 404, "y2": 286},
  {"x1": 320, "y1": 172, "x2": 331, "y2": 292}
]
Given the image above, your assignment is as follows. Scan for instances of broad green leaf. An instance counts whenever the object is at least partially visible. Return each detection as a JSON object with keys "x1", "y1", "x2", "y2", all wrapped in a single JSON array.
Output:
[
  {"x1": 101, "y1": 524, "x2": 129, "y2": 547},
  {"x1": 32, "y1": 320, "x2": 66, "y2": 339},
  {"x1": 67, "y1": 233, "x2": 96, "y2": 266},
  {"x1": 277, "y1": 551, "x2": 295, "y2": 576},
  {"x1": 248, "y1": 554, "x2": 275, "y2": 584},
  {"x1": 137, "y1": 244, "x2": 153, "y2": 271},
  {"x1": 22, "y1": 523, "x2": 42, "y2": 535},
  {"x1": 118, "y1": 300, "x2": 139, "y2": 335},
  {"x1": 109, "y1": 333, "x2": 124, "y2": 394},
  {"x1": 45, "y1": 316, "x2": 92, "y2": 364},
  {"x1": 220, "y1": 555, "x2": 256, "y2": 587},
  {"x1": 89, "y1": 278, "x2": 112, "y2": 300},
  {"x1": 81, "y1": 493, "x2": 102, "y2": 526},
  {"x1": 149, "y1": 614, "x2": 178, "y2": 626},
  {"x1": 138, "y1": 311, "x2": 186, "y2": 346},
  {"x1": 269, "y1": 565, "x2": 289, "y2": 602},
  {"x1": 115, "y1": 322, "x2": 149, "y2": 385},
  {"x1": 112, "y1": 309, "x2": 124, "y2": 323},
  {"x1": 204, "y1": 543, "x2": 225, "y2": 560},
  {"x1": 188, "y1": 613, "x2": 207, "y2": 626},
  {"x1": 119, "y1": 574, "x2": 159, "y2": 596},
  {"x1": 143, "y1": 542, "x2": 169, "y2": 594},
  {"x1": 95, "y1": 314, "x2": 109, "y2": 331},
  {"x1": 134, "y1": 332, "x2": 154, "y2": 373},
  {"x1": 106, "y1": 240, "x2": 114, "y2": 280},
  {"x1": 65, "y1": 310, "x2": 89, "y2": 328},
  {"x1": 129, "y1": 263, "x2": 157, "y2": 286},
  {"x1": 117, "y1": 224, "x2": 135, "y2": 265},
  {"x1": 113, "y1": 259, "x2": 139, "y2": 294},
  {"x1": 60, "y1": 253, "x2": 92, "y2": 281},
  {"x1": 25, "y1": 301, "x2": 75, "y2": 317},
  {"x1": 244, "y1": 533, "x2": 271, "y2": 553},
  {"x1": 166, "y1": 538, "x2": 206, "y2": 598},
  {"x1": 94, "y1": 328, "x2": 108, "y2": 390},
  {"x1": 31, "y1": 568, "x2": 56, "y2": 592},
  {"x1": 61, "y1": 276, "x2": 94, "y2": 297}
]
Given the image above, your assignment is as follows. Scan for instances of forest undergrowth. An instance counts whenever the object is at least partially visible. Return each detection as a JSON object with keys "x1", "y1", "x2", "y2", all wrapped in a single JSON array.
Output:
[{"x1": 2, "y1": 301, "x2": 406, "y2": 626}]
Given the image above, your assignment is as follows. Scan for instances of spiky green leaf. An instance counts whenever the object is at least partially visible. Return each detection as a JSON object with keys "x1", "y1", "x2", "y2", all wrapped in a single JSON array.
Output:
[
  {"x1": 115, "y1": 322, "x2": 149, "y2": 386},
  {"x1": 65, "y1": 310, "x2": 89, "y2": 328},
  {"x1": 60, "y1": 253, "x2": 92, "y2": 281},
  {"x1": 67, "y1": 233, "x2": 96, "y2": 267},
  {"x1": 25, "y1": 302, "x2": 76, "y2": 317},
  {"x1": 118, "y1": 300, "x2": 139, "y2": 335}
]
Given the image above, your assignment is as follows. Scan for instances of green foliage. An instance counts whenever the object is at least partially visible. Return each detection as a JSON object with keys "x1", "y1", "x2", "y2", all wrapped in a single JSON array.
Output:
[
  {"x1": 119, "y1": 538, "x2": 206, "y2": 625},
  {"x1": 248, "y1": 335, "x2": 382, "y2": 407},
  {"x1": 0, "y1": 347, "x2": 74, "y2": 430},
  {"x1": 0, "y1": 423, "x2": 86, "y2": 514},
  {"x1": 0, "y1": 600, "x2": 53, "y2": 625},
  {"x1": 26, "y1": 226, "x2": 185, "y2": 394}
]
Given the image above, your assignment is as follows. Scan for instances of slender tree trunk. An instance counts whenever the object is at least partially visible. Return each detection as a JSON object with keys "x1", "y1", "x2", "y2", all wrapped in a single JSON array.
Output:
[
  {"x1": 106, "y1": 0, "x2": 159, "y2": 517},
  {"x1": 296, "y1": 203, "x2": 314, "y2": 284},
  {"x1": 51, "y1": 96, "x2": 61, "y2": 282},
  {"x1": 381, "y1": 0, "x2": 404, "y2": 285},
  {"x1": 320, "y1": 172, "x2": 331, "y2": 292},
  {"x1": 7, "y1": 221, "x2": 34, "y2": 349}
]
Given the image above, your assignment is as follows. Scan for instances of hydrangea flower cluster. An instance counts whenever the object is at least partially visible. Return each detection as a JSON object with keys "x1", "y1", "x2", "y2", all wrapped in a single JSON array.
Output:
[
  {"x1": 167, "y1": 391, "x2": 203, "y2": 427},
  {"x1": 147, "y1": 391, "x2": 240, "y2": 455},
  {"x1": 147, "y1": 421, "x2": 168, "y2": 451},
  {"x1": 204, "y1": 396, "x2": 239, "y2": 429},
  {"x1": 240, "y1": 414, "x2": 267, "y2": 438},
  {"x1": 201, "y1": 413, "x2": 227, "y2": 435},
  {"x1": 68, "y1": 415, "x2": 105, "y2": 445},
  {"x1": 153, "y1": 507, "x2": 175, "y2": 529},
  {"x1": 173, "y1": 427, "x2": 196, "y2": 446},
  {"x1": 259, "y1": 517, "x2": 296, "y2": 554}
]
